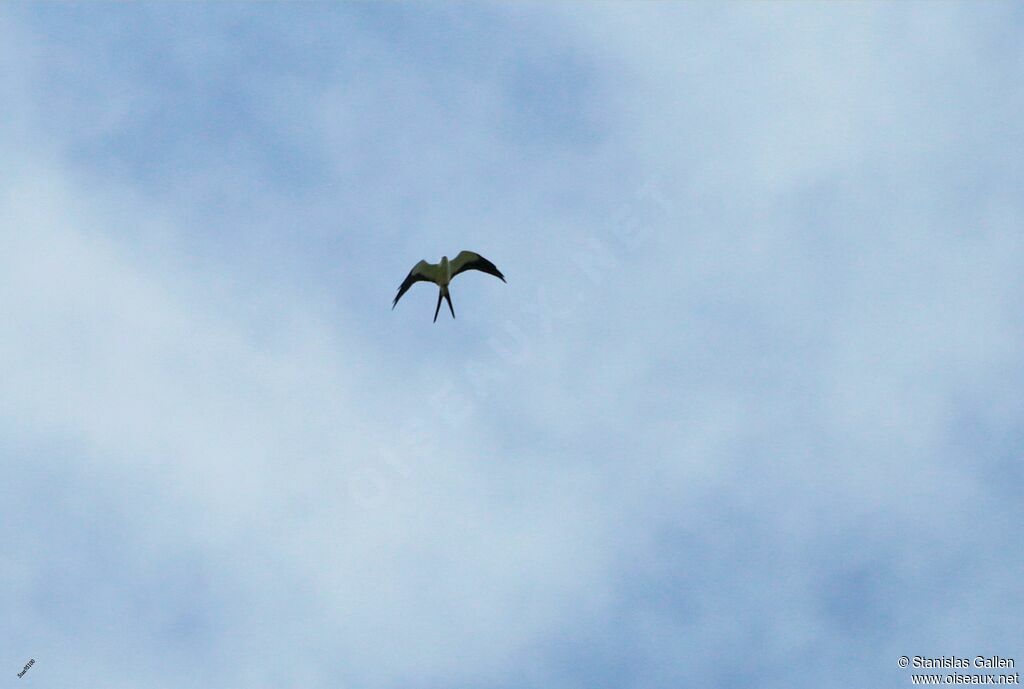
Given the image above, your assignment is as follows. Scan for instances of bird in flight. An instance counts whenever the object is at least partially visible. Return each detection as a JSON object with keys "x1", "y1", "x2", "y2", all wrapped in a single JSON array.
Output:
[{"x1": 392, "y1": 251, "x2": 506, "y2": 322}]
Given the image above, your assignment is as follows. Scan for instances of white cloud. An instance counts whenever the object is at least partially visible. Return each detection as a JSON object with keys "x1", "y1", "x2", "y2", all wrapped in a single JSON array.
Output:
[{"x1": 2, "y1": 4, "x2": 1023, "y2": 688}]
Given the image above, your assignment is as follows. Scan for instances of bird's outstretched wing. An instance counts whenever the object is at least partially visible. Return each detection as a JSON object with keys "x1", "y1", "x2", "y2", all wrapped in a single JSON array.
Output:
[
  {"x1": 393, "y1": 260, "x2": 440, "y2": 308},
  {"x1": 450, "y1": 251, "x2": 506, "y2": 282}
]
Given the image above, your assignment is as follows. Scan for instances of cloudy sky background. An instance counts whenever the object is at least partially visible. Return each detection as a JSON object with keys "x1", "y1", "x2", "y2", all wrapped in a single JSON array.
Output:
[{"x1": 2, "y1": 3, "x2": 1022, "y2": 687}]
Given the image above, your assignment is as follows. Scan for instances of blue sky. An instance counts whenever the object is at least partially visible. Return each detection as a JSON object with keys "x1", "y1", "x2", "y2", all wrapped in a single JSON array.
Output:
[{"x1": 2, "y1": 3, "x2": 1023, "y2": 688}]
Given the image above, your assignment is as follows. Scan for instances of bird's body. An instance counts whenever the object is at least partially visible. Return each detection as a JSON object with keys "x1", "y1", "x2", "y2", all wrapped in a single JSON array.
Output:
[
  {"x1": 436, "y1": 255, "x2": 451, "y2": 287},
  {"x1": 392, "y1": 251, "x2": 506, "y2": 322}
]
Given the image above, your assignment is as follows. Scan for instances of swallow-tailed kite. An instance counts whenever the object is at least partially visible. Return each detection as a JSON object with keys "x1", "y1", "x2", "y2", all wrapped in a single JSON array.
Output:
[{"x1": 392, "y1": 251, "x2": 506, "y2": 322}]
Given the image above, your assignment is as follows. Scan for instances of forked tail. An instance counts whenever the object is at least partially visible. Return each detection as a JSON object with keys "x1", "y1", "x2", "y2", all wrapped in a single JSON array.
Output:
[{"x1": 433, "y1": 288, "x2": 455, "y2": 322}]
